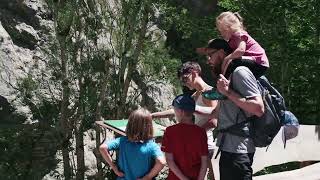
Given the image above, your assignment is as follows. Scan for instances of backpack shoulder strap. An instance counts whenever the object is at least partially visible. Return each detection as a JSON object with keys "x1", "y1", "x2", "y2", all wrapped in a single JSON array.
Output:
[{"x1": 258, "y1": 76, "x2": 286, "y2": 110}]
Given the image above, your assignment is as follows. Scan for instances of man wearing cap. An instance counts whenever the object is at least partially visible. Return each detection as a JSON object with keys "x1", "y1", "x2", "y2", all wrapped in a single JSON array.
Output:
[
  {"x1": 198, "y1": 39, "x2": 265, "y2": 180},
  {"x1": 161, "y1": 94, "x2": 208, "y2": 180}
]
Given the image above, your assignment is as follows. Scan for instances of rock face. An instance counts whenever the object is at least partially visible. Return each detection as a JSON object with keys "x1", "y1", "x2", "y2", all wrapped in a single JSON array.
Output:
[
  {"x1": 0, "y1": 1, "x2": 59, "y2": 179},
  {"x1": 0, "y1": 0, "x2": 53, "y2": 119},
  {"x1": 0, "y1": 0, "x2": 59, "y2": 178},
  {"x1": 0, "y1": 21, "x2": 32, "y2": 116}
]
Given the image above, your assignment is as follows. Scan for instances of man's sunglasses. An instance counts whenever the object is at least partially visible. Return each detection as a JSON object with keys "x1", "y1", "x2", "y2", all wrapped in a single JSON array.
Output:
[{"x1": 180, "y1": 73, "x2": 191, "y2": 86}]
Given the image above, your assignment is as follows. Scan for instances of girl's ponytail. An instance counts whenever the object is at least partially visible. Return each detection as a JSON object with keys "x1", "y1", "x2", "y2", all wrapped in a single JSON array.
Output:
[
  {"x1": 233, "y1": 12, "x2": 243, "y2": 22},
  {"x1": 233, "y1": 12, "x2": 245, "y2": 30}
]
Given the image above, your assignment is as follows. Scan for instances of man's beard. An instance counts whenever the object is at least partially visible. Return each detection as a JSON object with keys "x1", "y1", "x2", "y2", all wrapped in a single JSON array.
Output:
[{"x1": 209, "y1": 62, "x2": 222, "y2": 82}]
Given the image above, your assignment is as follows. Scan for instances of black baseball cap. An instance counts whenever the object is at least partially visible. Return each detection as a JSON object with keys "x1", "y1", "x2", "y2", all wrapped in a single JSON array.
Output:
[
  {"x1": 196, "y1": 39, "x2": 232, "y2": 55},
  {"x1": 172, "y1": 94, "x2": 195, "y2": 112}
]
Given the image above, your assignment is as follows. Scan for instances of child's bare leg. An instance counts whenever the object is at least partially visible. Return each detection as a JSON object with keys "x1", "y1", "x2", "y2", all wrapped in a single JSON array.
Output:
[{"x1": 222, "y1": 58, "x2": 233, "y2": 76}]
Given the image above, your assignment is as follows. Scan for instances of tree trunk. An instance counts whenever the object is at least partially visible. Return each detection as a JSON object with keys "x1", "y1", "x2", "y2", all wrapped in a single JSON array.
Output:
[
  {"x1": 50, "y1": 0, "x2": 74, "y2": 178},
  {"x1": 117, "y1": 4, "x2": 150, "y2": 117},
  {"x1": 315, "y1": 3, "x2": 320, "y2": 118},
  {"x1": 95, "y1": 56, "x2": 111, "y2": 180},
  {"x1": 95, "y1": 126, "x2": 103, "y2": 180},
  {"x1": 75, "y1": 48, "x2": 85, "y2": 180},
  {"x1": 75, "y1": 122, "x2": 85, "y2": 180},
  {"x1": 278, "y1": 6, "x2": 290, "y2": 106},
  {"x1": 59, "y1": 37, "x2": 72, "y2": 179}
]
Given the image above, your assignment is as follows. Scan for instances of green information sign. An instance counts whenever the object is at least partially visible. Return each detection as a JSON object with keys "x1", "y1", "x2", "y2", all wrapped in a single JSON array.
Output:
[{"x1": 104, "y1": 119, "x2": 166, "y2": 137}]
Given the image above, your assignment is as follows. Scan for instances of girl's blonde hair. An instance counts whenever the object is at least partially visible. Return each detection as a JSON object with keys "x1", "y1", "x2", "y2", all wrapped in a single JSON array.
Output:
[
  {"x1": 126, "y1": 108, "x2": 154, "y2": 142},
  {"x1": 216, "y1": 11, "x2": 244, "y2": 32}
]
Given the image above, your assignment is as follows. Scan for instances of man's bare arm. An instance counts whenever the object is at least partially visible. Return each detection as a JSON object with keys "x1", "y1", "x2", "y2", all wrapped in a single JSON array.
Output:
[{"x1": 217, "y1": 74, "x2": 264, "y2": 117}]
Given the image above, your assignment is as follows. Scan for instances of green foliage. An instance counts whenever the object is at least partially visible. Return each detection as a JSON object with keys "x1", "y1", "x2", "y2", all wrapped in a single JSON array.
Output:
[
  {"x1": 17, "y1": 74, "x2": 39, "y2": 98},
  {"x1": 141, "y1": 39, "x2": 181, "y2": 87},
  {"x1": 1, "y1": 74, "x2": 60, "y2": 178},
  {"x1": 207, "y1": 0, "x2": 320, "y2": 124},
  {"x1": 158, "y1": 2, "x2": 220, "y2": 59},
  {"x1": 0, "y1": 124, "x2": 59, "y2": 179},
  {"x1": 155, "y1": 1, "x2": 225, "y2": 86},
  {"x1": 217, "y1": 0, "x2": 239, "y2": 11},
  {"x1": 254, "y1": 161, "x2": 300, "y2": 176},
  {"x1": 56, "y1": 1, "x2": 75, "y2": 36}
]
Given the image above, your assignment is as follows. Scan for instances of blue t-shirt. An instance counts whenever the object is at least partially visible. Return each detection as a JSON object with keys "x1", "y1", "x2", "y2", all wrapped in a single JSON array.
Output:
[{"x1": 106, "y1": 136, "x2": 163, "y2": 180}]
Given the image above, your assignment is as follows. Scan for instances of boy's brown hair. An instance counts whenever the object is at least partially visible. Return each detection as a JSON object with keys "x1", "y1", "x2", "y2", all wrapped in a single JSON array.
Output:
[
  {"x1": 178, "y1": 61, "x2": 202, "y2": 78},
  {"x1": 126, "y1": 108, "x2": 154, "y2": 142}
]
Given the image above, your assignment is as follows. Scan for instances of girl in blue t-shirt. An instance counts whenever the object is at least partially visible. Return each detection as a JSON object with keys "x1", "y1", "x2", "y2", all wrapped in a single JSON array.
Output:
[{"x1": 99, "y1": 108, "x2": 165, "y2": 180}]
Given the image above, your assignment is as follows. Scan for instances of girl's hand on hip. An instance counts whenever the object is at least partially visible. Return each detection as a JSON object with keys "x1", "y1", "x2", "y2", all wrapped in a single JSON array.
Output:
[{"x1": 113, "y1": 167, "x2": 125, "y2": 177}]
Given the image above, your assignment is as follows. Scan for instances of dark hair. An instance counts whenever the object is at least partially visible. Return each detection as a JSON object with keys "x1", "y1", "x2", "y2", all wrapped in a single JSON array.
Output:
[
  {"x1": 177, "y1": 61, "x2": 202, "y2": 78},
  {"x1": 172, "y1": 94, "x2": 195, "y2": 112},
  {"x1": 207, "y1": 39, "x2": 232, "y2": 55},
  {"x1": 126, "y1": 108, "x2": 153, "y2": 142}
]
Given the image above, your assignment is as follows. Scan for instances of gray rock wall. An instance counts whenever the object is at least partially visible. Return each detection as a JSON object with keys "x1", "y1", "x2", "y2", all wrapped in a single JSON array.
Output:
[{"x1": 0, "y1": 0, "x2": 54, "y2": 119}]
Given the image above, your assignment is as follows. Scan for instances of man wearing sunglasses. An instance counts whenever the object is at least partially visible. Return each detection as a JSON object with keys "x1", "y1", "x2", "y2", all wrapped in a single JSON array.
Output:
[{"x1": 197, "y1": 39, "x2": 264, "y2": 180}]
